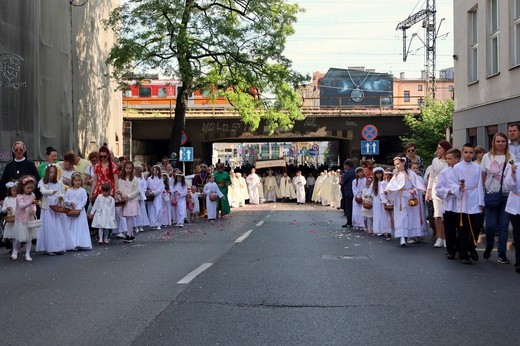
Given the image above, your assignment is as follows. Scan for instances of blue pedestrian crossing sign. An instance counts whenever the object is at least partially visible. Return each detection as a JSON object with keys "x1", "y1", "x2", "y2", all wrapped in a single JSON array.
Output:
[
  {"x1": 360, "y1": 140, "x2": 379, "y2": 155},
  {"x1": 179, "y1": 147, "x2": 194, "y2": 162}
]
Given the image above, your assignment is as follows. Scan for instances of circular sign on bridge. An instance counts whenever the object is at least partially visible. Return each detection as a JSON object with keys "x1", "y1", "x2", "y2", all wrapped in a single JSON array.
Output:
[
  {"x1": 181, "y1": 131, "x2": 188, "y2": 146},
  {"x1": 361, "y1": 124, "x2": 378, "y2": 140}
]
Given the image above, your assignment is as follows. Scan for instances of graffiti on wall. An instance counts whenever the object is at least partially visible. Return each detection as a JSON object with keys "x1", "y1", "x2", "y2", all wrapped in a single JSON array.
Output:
[
  {"x1": 0, "y1": 53, "x2": 26, "y2": 89},
  {"x1": 202, "y1": 122, "x2": 242, "y2": 133}
]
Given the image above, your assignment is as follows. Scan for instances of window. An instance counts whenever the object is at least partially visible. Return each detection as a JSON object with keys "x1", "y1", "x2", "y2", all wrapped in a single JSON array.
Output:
[
  {"x1": 488, "y1": 0, "x2": 499, "y2": 76},
  {"x1": 157, "y1": 87, "x2": 167, "y2": 97},
  {"x1": 138, "y1": 87, "x2": 151, "y2": 97},
  {"x1": 403, "y1": 90, "x2": 410, "y2": 103},
  {"x1": 417, "y1": 85, "x2": 423, "y2": 91},
  {"x1": 467, "y1": 127, "x2": 478, "y2": 147},
  {"x1": 515, "y1": 0, "x2": 520, "y2": 66},
  {"x1": 469, "y1": 9, "x2": 478, "y2": 82}
]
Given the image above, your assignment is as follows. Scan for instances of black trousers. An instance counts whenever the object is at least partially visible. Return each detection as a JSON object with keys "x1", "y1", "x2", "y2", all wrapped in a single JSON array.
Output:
[
  {"x1": 456, "y1": 213, "x2": 480, "y2": 260},
  {"x1": 510, "y1": 214, "x2": 520, "y2": 267},
  {"x1": 444, "y1": 211, "x2": 458, "y2": 256},
  {"x1": 344, "y1": 195, "x2": 353, "y2": 226}
]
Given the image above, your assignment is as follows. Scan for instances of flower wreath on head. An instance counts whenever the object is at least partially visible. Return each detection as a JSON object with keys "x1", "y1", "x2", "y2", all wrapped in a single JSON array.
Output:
[
  {"x1": 71, "y1": 172, "x2": 82, "y2": 180},
  {"x1": 21, "y1": 177, "x2": 35, "y2": 184},
  {"x1": 373, "y1": 167, "x2": 385, "y2": 174},
  {"x1": 46, "y1": 163, "x2": 57, "y2": 169},
  {"x1": 5, "y1": 181, "x2": 17, "y2": 189}
]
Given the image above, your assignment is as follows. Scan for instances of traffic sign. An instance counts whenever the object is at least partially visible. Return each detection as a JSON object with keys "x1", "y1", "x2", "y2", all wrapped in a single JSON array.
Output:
[
  {"x1": 181, "y1": 131, "x2": 188, "y2": 146},
  {"x1": 360, "y1": 140, "x2": 379, "y2": 155},
  {"x1": 179, "y1": 147, "x2": 194, "y2": 162},
  {"x1": 361, "y1": 124, "x2": 378, "y2": 140}
]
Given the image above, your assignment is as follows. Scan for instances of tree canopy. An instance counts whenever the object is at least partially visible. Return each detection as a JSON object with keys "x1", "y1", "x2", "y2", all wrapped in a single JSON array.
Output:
[
  {"x1": 104, "y1": 0, "x2": 307, "y2": 156},
  {"x1": 400, "y1": 97, "x2": 454, "y2": 164}
]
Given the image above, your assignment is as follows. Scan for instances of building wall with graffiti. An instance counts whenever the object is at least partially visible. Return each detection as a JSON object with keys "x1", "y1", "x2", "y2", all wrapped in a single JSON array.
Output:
[{"x1": 0, "y1": 0, "x2": 122, "y2": 169}]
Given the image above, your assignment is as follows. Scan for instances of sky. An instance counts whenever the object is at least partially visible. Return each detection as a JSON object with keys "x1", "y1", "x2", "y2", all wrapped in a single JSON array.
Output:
[{"x1": 283, "y1": 0, "x2": 454, "y2": 78}]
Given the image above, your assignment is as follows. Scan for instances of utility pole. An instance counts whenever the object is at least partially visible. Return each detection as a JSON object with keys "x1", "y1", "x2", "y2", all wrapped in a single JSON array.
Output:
[{"x1": 396, "y1": 0, "x2": 437, "y2": 99}]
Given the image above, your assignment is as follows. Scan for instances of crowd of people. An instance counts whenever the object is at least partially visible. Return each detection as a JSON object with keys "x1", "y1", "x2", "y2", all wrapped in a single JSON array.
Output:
[
  {"x1": 1, "y1": 124, "x2": 520, "y2": 273},
  {"x1": 338, "y1": 124, "x2": 520, "y2": 273}
]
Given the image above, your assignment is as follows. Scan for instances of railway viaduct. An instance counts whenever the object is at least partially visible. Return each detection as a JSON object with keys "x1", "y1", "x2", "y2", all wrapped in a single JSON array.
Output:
[{"x1": 123, "y1": 107, "x2": 417, "y2": 167}]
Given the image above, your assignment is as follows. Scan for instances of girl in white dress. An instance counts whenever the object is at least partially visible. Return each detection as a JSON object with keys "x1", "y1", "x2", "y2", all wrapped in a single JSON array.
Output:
[
  {"x1": 1, "y1": 181, "x2": 18, "y2": 245},
  {"x1": 204, "y1": 175, "x2": 224, "y2": 223},
  {"x1": 65, "y1": 173, "x2": 92, "y2": 250},
  {"x1": 146, "y1": 165, "x2": 164, "y2": 230},
  {"x1": 161, "y1": 172, "x2": 173, "y2": 227},
  {"x1": 118, "y1": 162, "x2": 140, "y2": 242},
  {"x1": 187, "y1": 185, "x2": 201, "y2": 222},
  {"x1": 385, "y1": 157, "x2": 427, "y2": 247},
  {"x1": 172, "y1": 174, "x2": 189, "y2": 227},
  {"x1": 11, "y1": 176, "x2": 38, "y2": 261},
  {"x1": 371, "y1": 168, "x2": 385, "y2": 237},
  {"x1": 36, "y1": 165, "x2": 67, "y2": 254},
  {"x1": 361, "y1": 177, "x2": 374, "y2": 234},
  {"x1": 89, "y1": 183, "x2": 117, "y2": 244},
  {"x1": 379, "y1": 169, "x2": 394, "y2": 240},
  {"x1": 352, "y1": 168, "x2": 366, "y2": 230},
  {"x1": 133, "y1": 166, "x2": 149, "y2": 232}
]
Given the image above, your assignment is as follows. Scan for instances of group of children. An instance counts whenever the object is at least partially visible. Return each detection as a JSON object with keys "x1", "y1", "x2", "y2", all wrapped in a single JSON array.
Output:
[{"x1": 1, "y1": 161, "x2": 228, "y2": 262}]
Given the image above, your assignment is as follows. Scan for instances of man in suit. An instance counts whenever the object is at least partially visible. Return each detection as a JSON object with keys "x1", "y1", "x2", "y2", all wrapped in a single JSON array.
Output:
[{"x1": 341, "y1": 159, "x2": 356, "y2": 228}]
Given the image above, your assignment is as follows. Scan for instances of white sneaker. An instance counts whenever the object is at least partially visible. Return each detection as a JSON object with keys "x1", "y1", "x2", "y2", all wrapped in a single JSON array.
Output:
[
  {"x1": 407, "y1": 238, "x2": 417, "y2": 244},
  {"x1": 116, "y1": 233, "x2": 126, "y2": 239},
  {"x1": 443, "y1": 239, "x2": 447, "y2": 248},
  {"x1": 134, "y1": 228, "x2": 139, "y2": 234},
  {"x1": 434, "y1": 238, "x2": 443, "y2": 248},
  {"x1": 156, "y1": 226, "x2": 161, "y2": 230},
  {"x1": 139, "y1": 227, "x2": 144, "y2": 232}
]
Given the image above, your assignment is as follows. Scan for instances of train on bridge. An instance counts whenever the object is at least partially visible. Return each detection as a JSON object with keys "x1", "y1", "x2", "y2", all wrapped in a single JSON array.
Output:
[{"x1": 122, "y1": 79, "x2": 231, "y2": 109}]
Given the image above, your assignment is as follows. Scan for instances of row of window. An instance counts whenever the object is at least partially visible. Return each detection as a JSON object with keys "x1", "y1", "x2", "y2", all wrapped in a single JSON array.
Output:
[
  {"x1": 123, "y1": 87, "x2": 170, "y2": 98},
  {"x1": 468, "y1": 0, "x2": 520, "y2": 83}
]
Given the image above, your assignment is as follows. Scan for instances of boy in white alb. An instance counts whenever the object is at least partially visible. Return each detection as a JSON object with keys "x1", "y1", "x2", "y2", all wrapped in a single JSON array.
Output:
[{"x1": 453, "y1": 144, "x2": 484, "y2": 263}]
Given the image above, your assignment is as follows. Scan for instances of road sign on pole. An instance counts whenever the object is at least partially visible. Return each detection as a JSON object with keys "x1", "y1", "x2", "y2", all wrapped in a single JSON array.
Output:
[
  {"x1": 361, "y1": 124, "x2": 378, "y2": 140},
  {"x1": 179, "y1": 147, "x2": 194, "y2": 162},
  {"x1": 360, "y1": 140, "x2": 379, "y2": 155}
]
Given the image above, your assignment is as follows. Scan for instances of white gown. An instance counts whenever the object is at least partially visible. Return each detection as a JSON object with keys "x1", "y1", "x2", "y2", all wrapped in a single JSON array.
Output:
[
  {"x1": 352, "y1": 178, "x2": 366, "y2": 229},
  {"x1": 246, "y1": 173, "x2": 261, "y2": 204},
  {"x1": 386, "y1": 170, "x2": 427, "y2": 238},
  {"x1": 64, "y1": 187, "x2": 92, "y2": 249},
  {"x1": 203, "y1": 182, "x2": 224, "y2": 220},
  {"x1": 36, "y1": 180, "x2": 67, "y2": 253},
  {"x1": 90, "y1": 195, "x2": 117, "y2": 229},
  {"x1": 146, "y1": 176, "x2": 164, "y2": 227}
]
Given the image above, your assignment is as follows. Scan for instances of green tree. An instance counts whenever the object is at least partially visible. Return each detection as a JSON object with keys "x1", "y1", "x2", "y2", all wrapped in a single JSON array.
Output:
[
  {"x1": 400, "y1": 97, "x2": 454, "y2": 164},
  {"x1": 104, "y1": 0, "x2": 307, "y2": 157}
]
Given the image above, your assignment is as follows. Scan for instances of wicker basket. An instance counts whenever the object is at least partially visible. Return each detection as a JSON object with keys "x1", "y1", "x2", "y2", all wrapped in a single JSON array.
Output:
[
  {"x1": 27, "y1": 214, "x2": 42, "y2": 229},
  {"x1": 408, "y1": 197, "x2": 420, "y2": 207},
  {"x1": 115, "y1": 200, "x2": 126, "y2": 207},
  {"x1": 50, "y1": 205, "x2": 71, "y2": 213},
  {"x1": 384, "y1": 204, "x2": 394, "y2": 211},
  {"x1": 67, "y1": 209, "x2": 80, "y2": 217},
  {"x1": 355, "y1": 196, "x2": 363, "y2": 204},
  {"x1": 4, "y1": 215, "x2": 15, "y2": 223},
  {"x1": 362, "y1": 200, "x2": 373, "y2": 209},
  {"x1": 145, "y1": 194, "x2": 155, "y2": 202},
  {"x1": 209, "y1": 193, "x2": 218, "y2": 202}
]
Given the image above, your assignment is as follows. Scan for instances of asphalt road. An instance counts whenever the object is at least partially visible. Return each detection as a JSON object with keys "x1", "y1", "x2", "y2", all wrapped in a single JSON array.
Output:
[{"x1": 1, "y1": 202, "x2": 520, "y2": 345}]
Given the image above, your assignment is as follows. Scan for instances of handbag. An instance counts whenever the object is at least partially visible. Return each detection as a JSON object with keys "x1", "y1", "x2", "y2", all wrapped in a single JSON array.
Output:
[{"x1": 484, "y1": 161, "x2": 507, "y2": 208}]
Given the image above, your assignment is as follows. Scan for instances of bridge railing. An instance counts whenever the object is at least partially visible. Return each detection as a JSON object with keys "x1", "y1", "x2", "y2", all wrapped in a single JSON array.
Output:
[{"x1": 122, "y1": 96, "x2": 425, "y2": 118}]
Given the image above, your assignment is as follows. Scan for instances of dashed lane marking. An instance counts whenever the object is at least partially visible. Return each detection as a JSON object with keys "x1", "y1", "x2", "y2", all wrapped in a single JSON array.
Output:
[
  {"x1": 235, "y1": 230, "x2": 252, "y2": 243},
  {"x1": 256, "y1": 220, "x2": 264, "y2": 227},
  {"x1": 177, "y1": 263, "x2": 213, "y2": 284}
]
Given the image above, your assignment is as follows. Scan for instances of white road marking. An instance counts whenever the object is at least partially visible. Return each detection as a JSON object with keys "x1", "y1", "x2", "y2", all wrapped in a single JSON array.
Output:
[
  {"x1": 256, "y1": 220, "x2": 264, "y2": 227},
  {"x1": 235, "y1": 230, "x2": 252, "y2": 243},
  {"x1": 177, "y1": 263, "x2": 213, "y2": 284}
]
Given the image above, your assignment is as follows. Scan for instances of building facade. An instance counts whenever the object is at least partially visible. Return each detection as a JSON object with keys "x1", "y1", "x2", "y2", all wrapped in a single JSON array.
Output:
[
  {"x1": 452, "y1": 0, "x2": 520, "y2": 149},
  {"x1": 0, "y1": 0, "x2": 122, "y2": 164}
]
